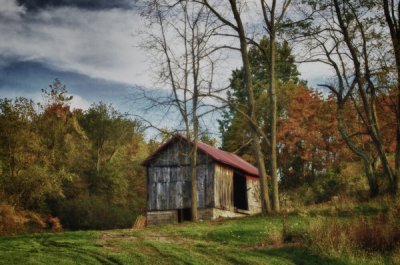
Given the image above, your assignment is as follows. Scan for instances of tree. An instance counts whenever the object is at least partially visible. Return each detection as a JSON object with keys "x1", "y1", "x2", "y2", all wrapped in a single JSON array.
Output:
[
  {"x1": 79, "y1": 103, "x2": 145, "y2": 204},
  {"x1": 0, "y1": 97, "x2": 55, "y2": 208},
  {"x1": 297, "y1": 0, "x2": 396, "y2": 196},
  {"x1": 219, "y1": 38, "x2": 301, "y2": 161},
  {"x1": 277, "y1": 87, "x2": 348, "y2": 189},
  {"x1": 259, "y1": 0, "x2": 294, "y2": 212},
  {"x1": 198, "y1": 0, "x2": 274, "y2": 213},
  {"x1": 38, "y1": 79, "x2": 88, "y2": 187},
  {"x1": 141, "y1": 0, "x2": 222, "y2": 220},
  {"x1": 0, "y1": 80, "x2": 149, "y2": 229},
  {"x1": 0, "y1": 83, "x2": 84, "y2": 209},
  {"x1": 382, "y1": 0, "x2": 400, "y2": 188},
  {"x1": 79, "y1": 103, "x2": 130, "y2": 173}
]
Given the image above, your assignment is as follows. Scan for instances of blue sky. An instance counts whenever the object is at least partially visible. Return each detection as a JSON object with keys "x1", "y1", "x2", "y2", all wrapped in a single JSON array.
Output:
[{"x1": 0, "y1": 60, "x2": 145, "y2": 111}]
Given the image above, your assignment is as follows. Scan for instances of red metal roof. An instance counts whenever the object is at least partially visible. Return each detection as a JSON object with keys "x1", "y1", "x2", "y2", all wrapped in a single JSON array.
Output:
[{"x1": 142, "y1": 134, "x2": 259, "y2": 177}]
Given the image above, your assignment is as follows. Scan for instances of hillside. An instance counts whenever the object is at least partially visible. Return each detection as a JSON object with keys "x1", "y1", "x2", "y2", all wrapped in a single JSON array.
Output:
[{"x1": 1, "y1": 204, "x2": 399, "y2": 265}]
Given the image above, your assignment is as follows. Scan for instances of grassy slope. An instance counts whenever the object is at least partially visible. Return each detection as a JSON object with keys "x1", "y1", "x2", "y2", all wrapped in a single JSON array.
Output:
[{"x1": 0, "y1": 212, "x2": 397, "y2": 265}]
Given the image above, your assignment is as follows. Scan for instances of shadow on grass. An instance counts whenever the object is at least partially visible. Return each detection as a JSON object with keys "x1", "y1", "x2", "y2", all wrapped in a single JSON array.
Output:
[
  {"x1": 38, "y1": 239, "x2": 124, "y2": 265},
  {"x1": 254, "y1": 246, "x2": 347, "y2": 265}
]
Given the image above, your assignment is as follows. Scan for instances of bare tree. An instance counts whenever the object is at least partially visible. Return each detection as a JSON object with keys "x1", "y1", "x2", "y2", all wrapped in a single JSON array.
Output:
[
  {"x1": 258, "y1": 0, "x2": 294, "y2": 212},
  {"x1": 297, "y1": 0, "x2": 396, "y2": 195},
  {"x1": 197, "y1": 0, "x2": 273, "y2": 213},
  {"x1": 141, "y1": 0, "x2": 223, "y2": 220}
]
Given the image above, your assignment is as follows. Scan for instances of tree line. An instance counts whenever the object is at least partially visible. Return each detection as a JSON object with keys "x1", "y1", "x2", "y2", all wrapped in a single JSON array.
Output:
[{"x1": 0, "y1": 79, "x2": 150, "y2": 229}]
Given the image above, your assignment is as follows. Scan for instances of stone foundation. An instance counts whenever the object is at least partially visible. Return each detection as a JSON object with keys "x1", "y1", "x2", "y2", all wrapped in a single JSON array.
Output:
[
  {"x1": 205, "y1": 208, "x2": 245, "y2": 220},
  {"x1": 147, "y1": 208, "x2": 247, "y2": 225},
  {"x1": 246, "y1": 176, "x2": 262, "y2": 214},
  {"x1": 146, "y1": 210, "x2": 177, "y2": 225}
]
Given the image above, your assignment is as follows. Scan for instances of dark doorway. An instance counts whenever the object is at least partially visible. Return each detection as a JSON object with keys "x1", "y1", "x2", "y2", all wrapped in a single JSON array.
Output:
[
  {"x1": 233, "y1": 173, "x2": 248, "y2": 210},
  {"x1": 177, "y1": 208, "x2": 192, "y2": 223}
]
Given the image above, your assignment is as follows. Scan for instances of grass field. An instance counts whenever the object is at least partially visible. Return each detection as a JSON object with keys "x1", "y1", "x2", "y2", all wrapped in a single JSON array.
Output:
[{"x1": 0, "y1": 208, "x2": 399, "y2": 265}]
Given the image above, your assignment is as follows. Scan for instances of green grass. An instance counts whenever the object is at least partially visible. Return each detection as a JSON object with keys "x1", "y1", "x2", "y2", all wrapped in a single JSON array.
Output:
[{"x1": 0, "y1": 213, "x2": 398, "y2": 265}]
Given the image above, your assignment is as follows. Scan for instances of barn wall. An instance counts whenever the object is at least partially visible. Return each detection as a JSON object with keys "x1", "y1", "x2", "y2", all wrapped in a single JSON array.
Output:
[
  {"x1": 246, "y1": 176, "x2": 262, "y2": 214},
  {"x1": 147, "y1": 139, "x2": 214, "y2": 211},
  {"x1": 214, "y1": 164, "x2": 234, "y2": 210}
]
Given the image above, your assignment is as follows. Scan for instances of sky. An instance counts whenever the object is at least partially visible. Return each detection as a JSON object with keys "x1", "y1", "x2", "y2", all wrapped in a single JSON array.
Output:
[{"x1": 0, "y1": 0, "x2": 330, "y2": 138}]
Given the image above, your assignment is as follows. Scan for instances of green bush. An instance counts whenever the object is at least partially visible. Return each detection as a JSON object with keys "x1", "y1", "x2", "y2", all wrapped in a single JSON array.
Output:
[
  {"x1": 58, "y1": 196, "x2": 137, "y2": 230},
  {"x1": 295, "y1": 171, "x2": 345, "y2": 205}
]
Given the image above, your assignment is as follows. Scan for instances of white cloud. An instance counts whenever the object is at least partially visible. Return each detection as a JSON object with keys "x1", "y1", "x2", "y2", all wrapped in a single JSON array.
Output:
[
  {"x1": 0, "y1": 3, "x2": 152, "y2": 87},
  {"x1": 297, "y1": 62, "x2": 333, "y2": 87},
  {"x1": 69, "y1": 94, "x2": 91, "y2": 110},
  {"x1": 0, "y1": 0, "x2": 25, "y2": 20},
  {"x1": 26, "y1": 91, "x2": 91, "y2": 111}
]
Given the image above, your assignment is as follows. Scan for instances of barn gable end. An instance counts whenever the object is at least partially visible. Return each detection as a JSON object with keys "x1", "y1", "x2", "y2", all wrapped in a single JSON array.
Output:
[{"x1": 143, "y1": 135, "x2": 261, "y2": 225}]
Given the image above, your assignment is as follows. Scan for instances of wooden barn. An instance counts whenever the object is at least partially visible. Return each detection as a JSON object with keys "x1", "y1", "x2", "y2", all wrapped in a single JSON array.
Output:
[{"x1": 142, "y1": 134, "x2": 261, "y2": 225}]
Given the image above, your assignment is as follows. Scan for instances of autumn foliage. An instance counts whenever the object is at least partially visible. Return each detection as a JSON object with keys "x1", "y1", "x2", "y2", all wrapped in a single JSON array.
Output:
[
  {"x1": 0, "y1": 80, "x2": 149, "y2": 231},
  {"x1": 0, "y1": 204, "x2": 62, "y2": 236}
]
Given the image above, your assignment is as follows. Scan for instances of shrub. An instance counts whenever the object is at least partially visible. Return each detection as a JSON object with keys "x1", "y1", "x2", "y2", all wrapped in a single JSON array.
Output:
[
  {"x1": 23, "y1": 211, "x2": 46, "y2": 231},
  {"x1": 58, "y1": 195, "x2": 137, "y2": 230},
  {"x1": 294, "y1": 171, "x2": 346, "y2": 205},
  {"x1": 309, "y1": 208, "x2": 400, "y2": 254},
  {"x1": 0, "y1": 204, "x2": 59, "y2": 236},
  {"x1": 45, "y1": 216, "x2": 63, "y2": 232},
  {"x1": 350, "y1": 213, "x2": 400, "y2": 252},
  {"x1": 309, "y1": 217, "x2": 353, "y2": 254},
  {"x1": 292, "y1": 169, "x2": 371, "y2": 206},
  {"x1": 0, "y1": 204, "x2": 22, "y2": 235},
  {"x1": 311, "y1": 171, "x2": 344, "y2": 204},
  {"x1": 267, "y1": 229, "x2": 284, "y2": 246}
]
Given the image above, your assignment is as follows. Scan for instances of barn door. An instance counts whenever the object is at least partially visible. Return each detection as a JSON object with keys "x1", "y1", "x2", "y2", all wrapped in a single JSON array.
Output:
[
  {"x1": 233, "y1": 172, "x2": 248, "y2": 210},
  {"x1": 214, "y1": 164, "x2": 234, "y2": 210}
]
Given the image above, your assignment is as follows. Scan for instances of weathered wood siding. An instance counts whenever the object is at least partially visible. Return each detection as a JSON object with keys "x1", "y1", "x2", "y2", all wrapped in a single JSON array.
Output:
[
  {"x1": 147, "y1": 139, "x2": 214, "y2": 211},
  {"x1": 149, "y1": 138, "x2": 211, "y2": 166},
  {"x1": 214, "y1": 164, "x2": 234, "y2": 210}
]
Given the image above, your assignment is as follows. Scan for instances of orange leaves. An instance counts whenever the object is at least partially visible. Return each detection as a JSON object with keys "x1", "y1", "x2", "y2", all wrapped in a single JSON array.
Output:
[{"x1": 278, "y1": 86, "x2": 344, "y2": 173}]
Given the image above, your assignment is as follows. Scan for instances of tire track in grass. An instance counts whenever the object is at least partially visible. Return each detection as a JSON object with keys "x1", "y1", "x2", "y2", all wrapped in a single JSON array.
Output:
[
  {"x1": 138, "y1": 230, "x2": 260, "y2": 264},
  {"x1": 39, "y1": 239, "x2": 124, "y2": 265}
]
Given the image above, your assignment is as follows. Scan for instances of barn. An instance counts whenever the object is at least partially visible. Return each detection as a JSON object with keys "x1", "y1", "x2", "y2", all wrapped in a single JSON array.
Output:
[{"x1": 142, "y1": 134, "x2": 261, "y2": 225}]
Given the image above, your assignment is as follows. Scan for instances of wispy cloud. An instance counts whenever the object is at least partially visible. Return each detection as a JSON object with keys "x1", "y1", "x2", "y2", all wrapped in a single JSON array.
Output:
[
  {"x1": 0, "y1": 0, "x2": 151, "y2": 87},
  {"x1": 0, "y1": 0, "x2": 25, "y2": 20}
]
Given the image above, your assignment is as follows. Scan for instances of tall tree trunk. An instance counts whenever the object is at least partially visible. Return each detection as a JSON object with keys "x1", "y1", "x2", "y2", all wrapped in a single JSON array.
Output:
[
  {"x1": 190, "y1": 27, "x2": 199, "y2": 221},
  {"x1": 190, "y1": 129, "x2": 199, "y2": 221},
  {"x1": 363, "y1": 160, "x2": 379, "y2": 197},
  {"x1": 397, "y1": 69, "x2": 400, "y2": 191},
  {"x1": 337, "y1": 104, "x2": 379, "y2": 197},
  {"x1": 358, "y1": 88, "x2": 396, "y2": 194},
  {"x1": 229, "y1": 0, "x2": 272, "y2": 213},
  {"x1": 96, "y1": 147, "x2": 101, "y2": 173},
  {"x1": 253, "y1": 134, "x2": 272, "y2": 213},
  {"x1": 269, "y1": 28, "x2": 280, "y2": 212},
  {"x1": 8, "y1": 143, "x2": 15, "y2": 178}
]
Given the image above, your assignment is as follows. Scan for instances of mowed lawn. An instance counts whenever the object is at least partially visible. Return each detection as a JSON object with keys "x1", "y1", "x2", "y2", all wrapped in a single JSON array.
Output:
[{"x1": 0, "y1": 212, "x2": 398, "y2": 265}]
